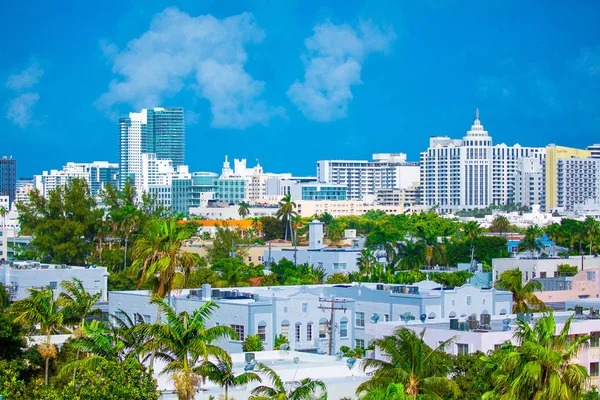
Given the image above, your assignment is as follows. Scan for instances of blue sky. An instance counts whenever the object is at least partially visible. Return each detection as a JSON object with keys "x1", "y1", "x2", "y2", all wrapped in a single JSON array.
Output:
[{"x1": 2, "y1": 0, "x2": 600, "y2": 178}]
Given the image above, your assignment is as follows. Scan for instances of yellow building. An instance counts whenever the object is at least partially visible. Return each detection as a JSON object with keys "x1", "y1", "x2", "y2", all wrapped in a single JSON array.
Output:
[{"x1": 545, "y1": 145, "x2": 591, "y2": 211}]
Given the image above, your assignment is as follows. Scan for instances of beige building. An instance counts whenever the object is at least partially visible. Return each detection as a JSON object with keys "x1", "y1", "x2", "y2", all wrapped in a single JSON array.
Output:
[
  {"x1": 183, "y1": 240, "x2": 295, "y2": 266},
  {"x1": 295, "y1": 200, "x2": 405, "y2": 218}
]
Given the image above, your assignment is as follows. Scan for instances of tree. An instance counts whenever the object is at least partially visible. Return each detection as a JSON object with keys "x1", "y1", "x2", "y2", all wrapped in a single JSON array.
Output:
[
  {"x1": 251, "y1": 363, "x2": 327, "y2": 400},
  {"x1": 326, "y1": 220, "x2": 344, "y2": 245},
  {"x1": 557, "y1": 263, "x2": 578, "y2": 277},
  {"x1": 357, "y1": 328, "x2": 458, "y2": 399},
  {"x1": 584, "y1": 217, "x2": 600, "y2": 255},
  {"x1": 494, "y1": 269, "x2": 545, "y2": 313},
  {"x1": 358, "y1": 383, "x2": 411, "y2": 400},
  {"x1": 357, "y1": 248, "x2": 377, "y2": 279},
  {"x1": 276, "y1": 194, "x2": 297, "y2": 241},
  {"x1": 449, "y1": 352, "x2": 491, "y2": 400},
  {"x1": 545, "y1": 223, "x2": 563, "y2": 257},
  {"x1": 199, "y1": 358, "x2": 262, "y2": 400},
  {"x1": 59, "y1": 277, "x2": 103, "y2": 384},
  {"x1": 17, "y1": 178, "x2": 103, "y2": 265},
  {"x1": 518, "y1": 225, "x2": 543, "y2": 258},
  {"x1": 273, "y1": 334, "x2": 289, "y2": 350},
  {"x1": 0, "y1": 205, "x2": 7, "y2": 229},
  {"x1": 416, "y1": 229, "x2": 444, "y2": 267},
  {"x1": 140, "y1": 296, "x2": 236, "y2": 400},
  {"x1": 238, "y1": 201, "x2": 250, "y2": 218},
  {"x1": 0, "y1": 312, "x2": 26, "y2": 360},
  {"x1": 490, "y1": 215, "x2": 510, "y2": 237},
  {"x1": 10, "y1": 286, "x2": 68, "y2": 385},
  {"x1": 462, "y1": 221, "x2": 482, "y2": 266},
  {"x1": 325, "y1": 273, "x2": 351, "y2": 284},
  {"x1": 483, "y1": 313, "x2": 590, "y2": 399},
  {"x1": 242, "y1": 334, "x2": 264, "y2": 352},
  {"x1": 397, "y1": 241, "x2": 425, "y2": 270},
  {"x1": 260, "y1": 216, "x2": 284, "y2": 241},
  {"x1": 130, "y1": 218, "x2": 200, "y2": 300},
  {"x1": 206, "y1": 224, "x2": 249, "y2": 263},
  {"x1": 0, "y1": 282, "x2": 9, "y2": 311}
]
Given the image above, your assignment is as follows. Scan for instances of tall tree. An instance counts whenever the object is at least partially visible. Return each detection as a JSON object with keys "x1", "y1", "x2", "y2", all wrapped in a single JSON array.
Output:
[
  {"x1": 518, "y1": 225, "x2": 543, "y2": 259},
  {"x1": 0, "y1": 205, "x2": 7, "y2": 228},
  {"x1": 490, "y1": 215, "x2": 510, "y2": 237},
  {"x1": 358, "y1": 247, "x2": 377, "y2": 279},
  {"x1": 483, "y1": 314, "x2": 590, "y2": 399},
  {"x1": 584, "y1": 217, "x2": 600, "y2": 255},
  {"x1": 206, "y1": 224, "x2": 249, "y2": 263},
  {"x1": 130, "y1": 218, "x2": 200, "y2": 300},
  {"x1": 276, "y1": 194, "x2": 297, "y2": 241},
  {"x1": 238, "y1": 201, "x2": 250, "y2": 218},
  {"x1": 10, "y1": 286, "x2": 68, "y2": 385},
  {"x1": 199, "y1": 358, "x2": 262, "y2": 400},
  {"x1": 494, "y1": 269, "x2": 545, "y2": 313},
  {"x1": 397, "y1": 241, "x2": 425, "y2": 270},
  {"x1": 545, "y1": 223, "x2": 563, "y2": 257},
  {"x1": 59, "y1": 277, "x2": 103, "y2": 384},
  {"x1": 140, "y1": 296, "x2": 236, "y2": 400},
  {"x1": 463, "y1": 221, "x2": 482, "y2": 266},
  {"x1": 357, "y1": 328, "x2": 458, "y2": 399},
  {"x1": 251, "y1": 364, "x2": 327, "y2": 400},
  {"x1": 17, "y1": 178, "x2": 102, "y2": 265}
]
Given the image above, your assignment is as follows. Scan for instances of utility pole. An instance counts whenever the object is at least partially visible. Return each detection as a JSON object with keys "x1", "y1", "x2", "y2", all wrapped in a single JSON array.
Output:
[{"x1": 319, "y1": 297, "x2": 347, "y2": 356}]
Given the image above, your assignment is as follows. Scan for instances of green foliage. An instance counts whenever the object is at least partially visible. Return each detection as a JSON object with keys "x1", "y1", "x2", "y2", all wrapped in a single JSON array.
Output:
[
  {"x1": 449, "y1": 352, "x2": 491, "y2": 399},
  {"x1": 495, "y1": 269, "x2": 546, "y2": 313},
  {"x1": 357, "y1": 383, "x2": 411, "y2": 400},
  {"x1": 269, "y1": 259, "x2": 325, "y2": 285},
  {"x1": 259, "y1": 216, "x2": 284, "y2": 241},
  {"x1": 17, "y1": 178, "x2": 103, "y2": 265},
  {"x1": 273, "y1": 334, "x2": 289, "y2": 350},
  {"x1": 242, "y1": 334, "x2": 264, "y2": 352},
  {"x1": 186, "y1": 267, "x2": 221, "y2": 288},
  {"x1": 557, "y1": 263, "x2": 578, "y2": 277},
  {"x1": 0, "y1": 312, "x2": 27, "y2": 360},
  {"x1": 0, "y1": 359, "x2": 28, "y2": 399},
  {"x1": 207, "y1": 224, "x2": 250, "y2": 263},
  {"x1": 326, "y1": 273, "x2": 352, "y2": 284},
  {"x1": 446, "y1": 236, "x2": 509, "y2": 266},
  {"x1": 339, "y1": 346, "x2": 365, "y2": 359}
]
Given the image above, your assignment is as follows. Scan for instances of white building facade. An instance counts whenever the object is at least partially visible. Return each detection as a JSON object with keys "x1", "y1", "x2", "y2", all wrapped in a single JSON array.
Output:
[
  {"x1": 317, "y1": 153, "x2": 420, "y2": 201},
  {"x1": 420, "y1": 110, "x2": 545, "y2": 213},
  {"x1": 556, "y1": 157, "x2": 600, "y2": 211}
]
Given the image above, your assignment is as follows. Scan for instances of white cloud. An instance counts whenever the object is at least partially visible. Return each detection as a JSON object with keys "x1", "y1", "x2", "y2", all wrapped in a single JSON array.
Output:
[
  {"x1": 6, "y1": 62, "x2": 44, "y2": 91},
  {"x1": 97, "y1": 7, "x2": 283, "y2": 129},
  {"x1": 5, "y1": 93, "x2": 40, "y2": 128},
  {"x1": 287, "y1": 20, "x2": 396, "y2": 122}
]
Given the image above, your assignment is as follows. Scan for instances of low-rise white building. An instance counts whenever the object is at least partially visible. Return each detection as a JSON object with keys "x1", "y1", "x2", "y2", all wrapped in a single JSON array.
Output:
[
  {"x1": 0, "y1": 261, "x2": 108, "y2": 302},
  {"x1": 0, "y1": 229, "x2": 7, "y2": 262},
  {"x1": 492, "y1": 255, "x2": 600, "y2": 284}
]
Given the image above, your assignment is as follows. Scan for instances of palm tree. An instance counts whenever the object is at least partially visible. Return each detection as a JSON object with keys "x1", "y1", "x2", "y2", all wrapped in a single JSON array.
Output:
[
  {"x1": 494, "y1": 269, "x2": 545, "y2": 313},
  {"x1": 291, "y1": 215, "x2": 304, "y2": 245},
  {"x1": 463, "y1": 221, "x2": 482, "y2": 266},
  {"x1": 0, "y1": 205, "x2": 7, "y2": 228},
  {"x1": 238, "y1": 201, "x2": 250, "y2": 218},
  {"x1": 358, "y1": 247, "x2": 377, "y2": 279},
  {"x1": 199, "y1": 358, "x2": 262, "y2": 400},
  {"x1": 358, "y1": 383, "x2": 411, "y2": 400},
  {"x1": 119, "y1": 204, "x2": 140, "y2": 272},
  {"x1": 251, "y1": 363, "x2": 327, "y2": 400},
  {"x1": 357, "y1": 327, "x2": 458, "y2": 399},
  {"x1": 545, "y1": 223, "x2": 563, "y2": 257},
  {"x1": 276, "y1": 194, "x2": 297, "y2": 241},
  {"x1": 416, "y1": 229, "x2": 443, "y2": 267},
  {"x1": 10, "y1": 286, "x2": 68, "y2": 385},
  {"x1": 483, "y1": 313, "x2": 590, "y2": 399},
  {"x1": 59, "y1": 277, "x2": 103, "y2": 384},
  {"x1": 491, "y1": 215, "x2": 510, "y2": 237},
  {"x1": 130, "y1": 218, "x2": 200, "y2": 300},
  {"x1": 584, "y1": 217, "x2": 600, "y2": 255},
  {"x1": 518, "y1": 225, "x2": 543, "y2": 259},
  {"x1": 250, "y1": 217, "x2": 262, "y2": 237},
  {"x1": 140, "y1": 296, "x2": 236, "y2": 400},
  {"x1": 397, "y1": 241, "x2": 425, "y2": 270}
]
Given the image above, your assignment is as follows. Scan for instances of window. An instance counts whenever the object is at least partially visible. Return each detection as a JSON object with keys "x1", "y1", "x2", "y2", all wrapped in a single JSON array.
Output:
[
  {"x1": 591, "y1": 332, "x2": 600, "y2": 347},
  {"x1": 340, "y1": 318, "x2": 348, "y2": 338},
  {"x1": 466, "y1": 296, "x2": 472, "y2": 306},
  {"x1": 319, "y1": 320, "x2": 327, "y2": 338},
  {"x1": 258, "y1": 322, "x2": 266, "y2": 341},
  {"x1": 525, "y1": 271, "x2": 529, "y2": 280},
  {"x1": 307, "y1": 323, "x2": 313, "y2": 341},
  {"x1": 302, "y1": 303, "x2": 308, "y2": 313},
  {"x1": 355, "y1": 339, "x2": 365, "y2": 349},
  {"x1": 49, "y1": 281, "x2": 57, "y2": 290},
  {"x1": 281, "y1": 321, "x2": 290, "y2": 337},
  {"x1": 94, "y1": 280, "x2": 101, "y2": 290},
  {"x1": 591, "y1": 362, "x2": 599, "y2": 377},
  {"x1": 356, "y1": 312, "x2": 365, "y2": 327},
  {"x1": 333, "y1": 263, "x2": 347, "y2": 270},
  {"x1": 231, "y1": 325, "x2": 245, "y2": 341},
  {"x1": 295, "y1": 323, "x2": 301, "y2": 342},
  {"x1": 143, "y1": 314, "x2": 151, "y2": 324},
  {"x1": 383, "y1": 314, "x2": 389, "y2": 322},
  {"x1": 457, "y1": 343, "x2": 469, "y2": 355}
]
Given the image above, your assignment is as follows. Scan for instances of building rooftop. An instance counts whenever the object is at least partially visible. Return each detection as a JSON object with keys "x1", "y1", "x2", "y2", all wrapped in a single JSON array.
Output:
[{"x1": 2, "y1": 261, "x2": 107, "y2": 271}]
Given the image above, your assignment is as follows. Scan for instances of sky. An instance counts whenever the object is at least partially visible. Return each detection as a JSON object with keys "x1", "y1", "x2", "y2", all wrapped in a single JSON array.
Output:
[{"x1": 1, "y1": 0, "x2": 600, "y2": 179}]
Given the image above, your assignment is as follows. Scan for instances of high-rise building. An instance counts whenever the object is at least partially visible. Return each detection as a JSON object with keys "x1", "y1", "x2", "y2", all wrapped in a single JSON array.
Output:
[
  {"x1": 34, "y1": 162, "x2": 119, "y2": 198},
  {"x1": 556, "y1": 157, "x2": 600, "y2": 211},
  {"x1": 420, "y1": 110, "x2": 545, "y2": 213},
  {"x1": 513, "y1": 157, "x2": 546, "y2": 209},
  {"x1": 119, "y1": 107, "x2": 184, "y2": 188},
  {"x1": 0, "y1": 157, "x2": 16, "y2": 206},
  {"x1": 317, "y1": 153, "x2": 420, "y2": 201},
  {"x1": 587, "y1": 144, "x2": 600, "y2": 159},
  {"x1": 15, "y1": 178, "x2": 34, "y2": 204},
  {"x1": 544, "y1": 145, "x2": 591, "y2": 211}
]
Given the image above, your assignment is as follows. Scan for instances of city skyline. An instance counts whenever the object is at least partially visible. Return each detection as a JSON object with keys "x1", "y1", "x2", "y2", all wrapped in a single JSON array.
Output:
[{"x1": 2, "y1": 1, "x2": 600, "y2": 178}]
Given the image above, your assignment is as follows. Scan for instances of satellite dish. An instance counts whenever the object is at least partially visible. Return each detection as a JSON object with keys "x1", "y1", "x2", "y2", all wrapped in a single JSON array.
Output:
[
  {"x1": 420, "y1": 314, "x2": 427, "y2": 323},
  {"x1": 293, "y1": 357, "x2": 300, "y2": 364},
  {"x1": 346, "y1": 357, "x2": 357, "y2": 370},
  {"x1": 280, "y1": 344, "x2": 289, "y2": 351},
  {"x1": 371, "y1": 314, "x2": 380, "y2": 323},
  {"x1": 335, "y1": 351, "x2": 343, "y2": 360}
]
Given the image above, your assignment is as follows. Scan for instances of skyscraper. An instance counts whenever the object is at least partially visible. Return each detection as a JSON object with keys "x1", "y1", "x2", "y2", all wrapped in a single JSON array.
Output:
[
  {"x1": 119, "y1": 107, "x2": 185, "y2": 188},
  {"x1": 0, "y1": 156, "x2": 16, "y2": 206}
]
